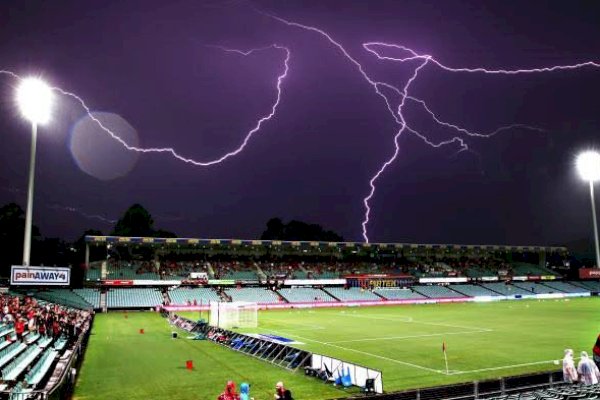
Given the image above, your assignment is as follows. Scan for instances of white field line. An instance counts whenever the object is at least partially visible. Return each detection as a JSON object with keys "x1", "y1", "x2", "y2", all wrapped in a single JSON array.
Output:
[
  {"x1": 258, "y1": 318, "x2": 325, "y2": 331},
  {"x1": 326, "y1": 329, "x2": 488, "y2": 344},
  {"x1": 268, "y1": 329, "x2": 446, "y2": 374},
  {"x1": 449, "y1": 359, "x2": 566, "y2": 375},
  {"x1": 333, "y1": 312, "x2": 494, "y2": 332}
]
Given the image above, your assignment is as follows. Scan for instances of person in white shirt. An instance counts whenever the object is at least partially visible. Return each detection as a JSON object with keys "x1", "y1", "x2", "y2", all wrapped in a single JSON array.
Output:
[
  {"x1": 562, "y1": 349, "x2": 578, "y2": 383},
  {"x1": 577, "y1": 351, "x2": 600, "y2": 385}
]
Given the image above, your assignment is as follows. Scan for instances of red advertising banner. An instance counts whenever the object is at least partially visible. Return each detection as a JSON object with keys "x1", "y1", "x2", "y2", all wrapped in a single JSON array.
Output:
[
  {"x1": 102, "y1": 280, "x2": 134, "y2": 286},
  {"x1": 579, "y1": 268, "x2": 600, "y2": 279}
]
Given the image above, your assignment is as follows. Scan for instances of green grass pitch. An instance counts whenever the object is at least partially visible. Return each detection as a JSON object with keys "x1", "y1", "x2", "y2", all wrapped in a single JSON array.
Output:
[{"x1": 74, "y1": 298, "x2": 600, "y2": 400}]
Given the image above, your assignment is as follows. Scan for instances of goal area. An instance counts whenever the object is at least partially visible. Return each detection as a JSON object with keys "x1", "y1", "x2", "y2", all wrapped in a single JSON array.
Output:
[{"x1": 209, "y1": 301, "x2": 258, "y2": 329}]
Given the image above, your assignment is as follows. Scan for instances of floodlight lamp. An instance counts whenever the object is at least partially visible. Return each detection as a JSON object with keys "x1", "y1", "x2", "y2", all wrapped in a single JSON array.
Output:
[
  {"x1": 16, "y1": 77, "x2": 53, "y2": 125},
  {"x1": 576, "y1": 151, "x2": 600, "y2": 182}
]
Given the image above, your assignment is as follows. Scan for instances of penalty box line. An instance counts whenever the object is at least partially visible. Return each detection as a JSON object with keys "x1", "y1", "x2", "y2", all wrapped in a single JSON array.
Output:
[
  {"x1": 325, "y1": 329, "x2": 488, "y2": 344},
  {"x1": 269, "y1": 329, "x2": 447, "y2": 375},
  {"x1": 332, "y1": 313, "x2": 494, "y2": 332}
]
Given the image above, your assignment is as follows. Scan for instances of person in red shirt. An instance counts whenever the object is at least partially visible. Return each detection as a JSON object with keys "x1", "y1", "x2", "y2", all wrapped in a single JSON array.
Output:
[
  {"x1": 593, "y1": 333, "x2": 600, "y2": 368},
  {"x1": 15, "y1": 318, "x2": 25, "y2": 342},
  {"x1": 217, "y1": 381, "x2": 240, "y2": 400}
]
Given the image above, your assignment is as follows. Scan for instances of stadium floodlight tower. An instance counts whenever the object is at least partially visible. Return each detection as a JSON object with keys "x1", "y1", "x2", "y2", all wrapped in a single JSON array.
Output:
[
  {"x1": 16, "y1": 77, "x2": 53, "y2": 266},
  {"x1": 576, "y1": 150, "x2": 600, "y2": 269}
]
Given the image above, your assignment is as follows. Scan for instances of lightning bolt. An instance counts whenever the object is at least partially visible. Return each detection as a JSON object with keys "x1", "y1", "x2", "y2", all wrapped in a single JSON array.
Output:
[
  {"x1": 1, "y1": 44, "x2": 290, "y2": 167},
  {"x1": 3, "y1": 14, "x2": 600, "y2": 244},
  {"x1": 262, "y1": 11, "x2": 600, "y2": 243}
]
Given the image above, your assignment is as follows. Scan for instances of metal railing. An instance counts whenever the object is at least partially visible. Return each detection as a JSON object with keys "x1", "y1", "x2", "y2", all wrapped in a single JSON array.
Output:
[{"x1": 339, "y1": 370, "x2": 563, "y2": 400}]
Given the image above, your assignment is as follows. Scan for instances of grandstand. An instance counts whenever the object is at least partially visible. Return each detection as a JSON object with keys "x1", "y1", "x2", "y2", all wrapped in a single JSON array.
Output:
[
  {"x1": 225, "y1": 287, "x2": 282, "y2": 303},
  {"x1": 106, "y1": 288, "x2": 163, "y2": 308},
  {"x1": 448, "y1": 284, "x2": 501, "y2": 297},
  {"x1": 278, "y1": 288, "x2": 337, "y2": 303},
  {"x1": 168, "y1": 287, "x2": 221, "y2": 304},
  {"x1": 324, "y1": 287, "x2": 382, "y2": 301},
  {"x1": 480, "y1": 282, "x2": 534, "y2": 296},
  {"x1": 413, "y1": 285, "x2": 465, "y2": 298},
  {"x1": 374, "y1": 288, "x2": 426, "y2": 300}
]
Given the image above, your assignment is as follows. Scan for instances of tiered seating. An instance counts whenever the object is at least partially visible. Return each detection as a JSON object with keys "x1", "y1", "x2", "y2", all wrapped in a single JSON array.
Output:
[
  {"x1": 222, "y1": 271, "x2": 258, "y2": 280},
  {"x1": 413, "y1": 285, "x2": 465, "y2": 299},
  {"x1": 168, "y1": 288, "x2": 220, "y2": 305},
  {"x1": 25, "y1": 348, "x2": 58, "y2": 386},
  {"x1": 325, "y1": 287, "x2": 381, "y2": 301},
  {"x1": 0, "y1": 342, "x2": 27, "y2": 369},
  {"x1": 480, "y1": 283, "x2": 533, "y2": 296},
  {"x1": 106, "y1": 288, "x2": 163, "y2": 308},
  {"x1": 213, "y1": 262, "x2": 258, "y2": 280},
  {"x1": 9, "y1": 382, "x2": 32, "y2": 399},
  {"x1": 511, "y1": 262, "x2": 557, "y2": 276},
  {"x1": 73, "y1": 289, "x2": 101, "y2": 308},
  {"x1": 106, "y1": 262, "x2": 159, "y2": 280},
  {"x1": 2, "y1": 343, "x2": 43, "y2": 381},
  {"x1": 53, "y1": 337, "x2": 68, "y2": 351},
  {"x1": 85, "y1": 266, "x2": 102, "y2": 281},
  {"x1": 448, "y1": 284, "x2": 500, "y2": 297},
  {"x1": 542, "y1": 281, "x2": 589, "y2": 293},
  {"x1": 25, "y1": 333, "x2": 40, "y2": 345},
  {"x1": 38, "y1": 336, "x2": 53, "y2": 349},
  {"x1": 510, "y1": 282, "x2": 553, "y2": 294},
  {"x1": 278, "y1": 288, "x2": 337, "y2": 303},
  {"x1": 374, "y1": 289, "x2": 425, "y2": 300},
  {"x1": 31, "y1": 290, "x2": 93, "y2": 310},
  {"x1": 570, "y1": 281, "x2": 600, "y2": 291},
  {"x1": 225, "y1": 288, "x2": 281, "y2": 304},
  {"x1": 484, "y1": 383, "x2": 599, "y2": 400}
]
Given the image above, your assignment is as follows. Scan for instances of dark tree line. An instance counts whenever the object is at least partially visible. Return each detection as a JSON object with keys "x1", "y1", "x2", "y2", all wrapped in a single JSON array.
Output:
[
  {"x1": 0, "y1": 202, "x2": 344, "y2": 284},
  {"x1": 260, "y1": 217, "x2": 344, "y2": 242}
]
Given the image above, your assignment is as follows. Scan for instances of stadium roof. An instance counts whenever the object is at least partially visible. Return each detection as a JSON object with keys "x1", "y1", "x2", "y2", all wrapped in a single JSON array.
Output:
[{"x1": 85, "y1": 235, "x2": 568, "y2": 253}]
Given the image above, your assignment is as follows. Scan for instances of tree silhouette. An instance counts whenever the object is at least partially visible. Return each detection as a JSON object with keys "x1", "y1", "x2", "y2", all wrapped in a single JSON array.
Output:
[{"x1": 261, "y1": 217, "x2": 343, "y2": 242}]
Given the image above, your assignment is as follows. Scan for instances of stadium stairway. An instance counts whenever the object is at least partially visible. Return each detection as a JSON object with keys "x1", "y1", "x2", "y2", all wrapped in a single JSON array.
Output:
[
  {"x1": 255, "y1": 263, "x2": 268, "y2": 281},
  {"x1": 100, "y1": 291, "x2": 107, "y2": 312},
  {"x1": 206, "y1": 263, "x2": 216, "y2": 279},
  {"x1": 321, "y1": 288, "x2": 341, "y2": 301}
]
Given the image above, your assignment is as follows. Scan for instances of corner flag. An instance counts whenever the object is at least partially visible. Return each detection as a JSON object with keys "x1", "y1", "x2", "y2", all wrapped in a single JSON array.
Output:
[{"x1": 442, "y1": 341, "x2": 449, "y2": 374}]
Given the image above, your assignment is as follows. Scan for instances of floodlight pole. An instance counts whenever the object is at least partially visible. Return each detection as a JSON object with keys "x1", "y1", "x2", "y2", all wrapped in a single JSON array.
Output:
[
  {"x1": 22, "y1": 122, "x2": 38, "y2": 266},
  {"x1": 589, "y1": 181, "x2": 600, "y2": 269}
]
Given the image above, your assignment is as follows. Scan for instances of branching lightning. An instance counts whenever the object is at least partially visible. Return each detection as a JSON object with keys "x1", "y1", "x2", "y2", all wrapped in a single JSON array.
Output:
[
  {"x1": 2, "y1": 11, "x2": 600, "y2": 243},
  {"x1": 262, "y1": 12, "x2": 600, "y2": 242},
  {"x1": 2, "y1": 45, "x2": 290, "y2": 167}
]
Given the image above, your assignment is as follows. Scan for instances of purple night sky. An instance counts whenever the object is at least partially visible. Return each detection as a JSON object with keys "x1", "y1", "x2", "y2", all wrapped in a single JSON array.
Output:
[{"x1": 0, "y1": 0, "x2": 599, "y2": 245}]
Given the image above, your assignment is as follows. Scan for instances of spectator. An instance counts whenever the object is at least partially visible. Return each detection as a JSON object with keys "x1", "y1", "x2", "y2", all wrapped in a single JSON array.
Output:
[
  {"x1": 218, "y1": 381, "x2": 240, "y2": 400},
  {"x1": 274, "y1": 381, "x2": 293, "y2": 400},
  {"x1": 15, "y1": 317, "x2": 25, "y2": 342},
  {"x1": 577, "y1": 351, "x2": 600, "y2": 385},
  {"x1": 593, "y1": 333, "x2": 600, "y2": 369},
  {"x1": 563, "y1": 349, "x2": 578, "y2": 383},
  {"x1": 240, "y1": 382, "x2": 253, "y2": 400}
]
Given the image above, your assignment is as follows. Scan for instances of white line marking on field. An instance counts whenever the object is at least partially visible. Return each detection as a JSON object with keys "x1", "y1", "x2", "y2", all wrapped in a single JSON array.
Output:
[
  {"x1": 268, "y1": 329, "x2": 446, "y2": 375},
  {"x1": 258, "y1": 318, "x2": 325, "y2": 331},
  {"x1": 326, "y1": 329, "x2": 488, "y2": 344},
  {"x1": 333, "y1": 313, "x2": 493, "y2": 332},
  {"x1": 449, "y1": 359, "x2": 565, "y2": 375}
]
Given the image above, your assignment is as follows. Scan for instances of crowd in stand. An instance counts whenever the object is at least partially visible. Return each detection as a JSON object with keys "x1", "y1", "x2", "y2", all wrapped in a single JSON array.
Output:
[
  {"x1": 0, "y1": 294, "x2": 91, "y2": 345},
  {"x1": 100, "y1": 255, "x2": 558, "y2": 282},
  {"x1": 160, "y1": 261, "x2": 209, "y2": 279}
]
